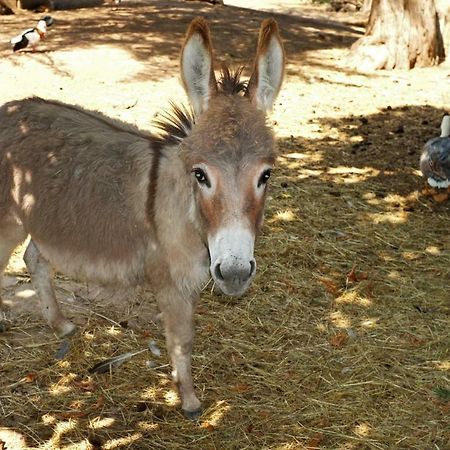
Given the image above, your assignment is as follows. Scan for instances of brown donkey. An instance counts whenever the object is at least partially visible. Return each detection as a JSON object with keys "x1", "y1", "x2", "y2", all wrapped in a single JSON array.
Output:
[{"x1": 0, "y1": 17, "x2": 285, "y2": 418}]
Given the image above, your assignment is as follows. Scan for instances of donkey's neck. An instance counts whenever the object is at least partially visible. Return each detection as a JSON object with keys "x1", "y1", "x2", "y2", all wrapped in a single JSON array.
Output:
[{"x1": 150, "y1": 147, "x2": 209, "y2": 294}]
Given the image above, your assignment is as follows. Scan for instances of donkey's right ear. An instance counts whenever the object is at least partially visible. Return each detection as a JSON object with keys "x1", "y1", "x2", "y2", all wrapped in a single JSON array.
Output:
[{"x1": 180, "y1": 17, "x2": 217, "y2": 117}]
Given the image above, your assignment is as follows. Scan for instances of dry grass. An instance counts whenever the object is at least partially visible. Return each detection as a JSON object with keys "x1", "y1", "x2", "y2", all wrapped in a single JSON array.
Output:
[{"x1": 1, "y1": 1, "x2": 450, "y2": 449}]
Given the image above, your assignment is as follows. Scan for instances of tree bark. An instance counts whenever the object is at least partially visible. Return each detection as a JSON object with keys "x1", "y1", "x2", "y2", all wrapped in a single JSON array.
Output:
[{"x1": 349, "y1": 0, "x2": 444, "y2": 70}]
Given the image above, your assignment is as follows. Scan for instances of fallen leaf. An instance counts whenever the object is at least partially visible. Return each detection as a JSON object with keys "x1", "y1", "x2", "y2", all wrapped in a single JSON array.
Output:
[
  {"x1": 307, "y1": 432, "x2": 324, "y2": 448},
  {"x1": 346, "y1": 266, "x2": 368, "y2": 283},
  {"x1": 92, "y1": 395, "x2": 105, "y2": 409},
  {"x1": 69, "y1": 400, "x2": 83, "y2": 410},
  {"x1": 232, "y1": 383, "x2": 252, "y2": 393},
  {"x1": 320, "y1": 278, "x2": 340, "y2": 296},
  {"x1": 330, "y1": 332, "x2": 349, "y2": 348},
  {"x1": 0, "y1": 439, "x2": 6, "y2": 450},
  {"x1": 73, "y1": 379, "x2": 97, "y2": 392},
  {"x1": 432, "y1": 192, "x2": 449, "y2": 202},
  {"x1": 201, "y1": 421, "x2": 215, "y2": 431},
  {"x1": 403, "y1": 333, "x2": 426, "y2": 347},
  {"x1": 25, "y1": 372, "x2": 39, "y2": 383},
  {"x1": 346, "y1": 266, "x2": 358, "y2": 283}
]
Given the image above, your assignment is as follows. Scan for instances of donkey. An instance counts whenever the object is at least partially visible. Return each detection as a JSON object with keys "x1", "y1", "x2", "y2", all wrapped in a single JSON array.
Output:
[{"x1": 0, "y1": 17, "x2": 285, "y2": 418}]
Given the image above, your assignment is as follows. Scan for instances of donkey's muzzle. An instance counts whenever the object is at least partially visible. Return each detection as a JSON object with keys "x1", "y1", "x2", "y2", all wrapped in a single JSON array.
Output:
[
  {"x1": 213, "y1": 258, "x2": 256, "y2": 296},
  {"x1": 208, "y1": 226, "x2": 257, "y2": 296}
]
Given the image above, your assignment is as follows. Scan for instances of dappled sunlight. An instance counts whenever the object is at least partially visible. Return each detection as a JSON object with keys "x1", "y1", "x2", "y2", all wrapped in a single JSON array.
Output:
[
  {"x1": 49, "y1": 373, "x2": 77, "y2": 396},
  {"x1": 279, "y1": 160, "x2": 386, "y2": 185},
  {"x1": 335, "y1": 291, "x2": 372, "y2": 307},
  {"x1": 329, "y1": 311, "x2": 351, "y2": 329},
  {"x1": 200, "y1": 400, "x2": 231, "y2": 428},
  {"x1": 353, "y1": 422, "x2": 371, "y2": 437},
  {"x1": 42, "y1": 413, "x2": 57, "y2": 425},
  {"x1": 140, "y1": 386, "x2": 158, "y2": 401},
  {"x1": 49, "y1": 419, "x2": 78, "y2": 446},
  {"x1": 360, "y1": 318, "x2": 379, "y2": 328},
  {"x1": 106, "y1": 326, "x2": 123, "y2": 337},
  {"x1": 102, "y1": 433, "x2": 143, "y2": 450},
  {"x1": 89, "y1": 417, "x2": 115, "y2": 430},
  {"x1": 435, "y1": 361, "x2": 450, "y2": 371},
  {"x1": 163, "y1": 389, "x2": 179, "y2": 407},
  {"x1": 269, "y1": 209, "x2": 297, "y2": 223},
  {"x1": 327, "y1": 166, "x2": 382, "y2": 184},
  {"x1": 365, "y1": 210, "x2": 409, "y2": 225},
  {"x1": 387, "y1": 270, "x2": 402, "y2": 280},
  {"x1": 425, "y1": 246, "x2": 441, "y2": 256},
  {"x1": 39, "y1": 45, "x2": 146, "y2": 82},
  {"x1": 280, "y1": 151, "x2": 324, "y2": 163},
  {"x1": 15, "y1": 288, "x2": 36, "y2": 299},
  {"x1": 0, "y1": 2, "x2": 449, "y2": 450},
  {"x1": 401, "y1": 251, "x2": 422, "y2": 261},
  {"x1": 0, "y1": 429, "x2": 27, "y2": 449},
  {"x1": 137, "y1": 421, "x2": 160, "y2": 432},
  {"x1": 49, "y1": 383, "x2": 73, "y2": 396}
]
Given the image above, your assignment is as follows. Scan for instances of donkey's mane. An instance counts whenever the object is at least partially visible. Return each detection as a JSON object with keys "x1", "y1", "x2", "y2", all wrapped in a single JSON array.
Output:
[
  {"x1": 153, "y1": 65, "x2": 248, "y2": 146},
  {"x1": 153, "y1": 102, "x2": 195, "y2": 147},
  {"x1": 217, "y1": 65, "x2": 248, "y2": 96}
]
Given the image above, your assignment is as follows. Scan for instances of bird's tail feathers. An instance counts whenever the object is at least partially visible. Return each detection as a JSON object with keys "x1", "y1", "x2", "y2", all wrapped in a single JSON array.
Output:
[
  {"x1": 440, "y1": 115, "x2": 450, "y2": 138},
  {"x1": 10, "y1": 35, "x2": 23, "y2": 45}
]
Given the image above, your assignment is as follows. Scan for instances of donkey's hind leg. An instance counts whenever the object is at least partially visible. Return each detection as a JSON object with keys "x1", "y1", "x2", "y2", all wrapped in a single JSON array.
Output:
[
  {"x1": 24, "y1": 240, "x2": 76, "y2": 338},
  {"x1": 0, "y1": 220, "x2": 26, "y2": 309}
]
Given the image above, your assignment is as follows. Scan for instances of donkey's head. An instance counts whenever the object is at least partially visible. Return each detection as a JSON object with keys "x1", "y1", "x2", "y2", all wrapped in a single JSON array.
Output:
[{"x1": 180, "y1": 18, "x2": 285, "y2": 296}]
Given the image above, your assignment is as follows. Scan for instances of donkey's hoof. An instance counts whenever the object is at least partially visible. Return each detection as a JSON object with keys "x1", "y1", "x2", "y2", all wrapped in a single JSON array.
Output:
[
  {"x1": 183, "y1": 407, "x2": 203, "y2": 421},
  {"x1": 55, "y1": 320, "x2": 77, "y2": 339}
]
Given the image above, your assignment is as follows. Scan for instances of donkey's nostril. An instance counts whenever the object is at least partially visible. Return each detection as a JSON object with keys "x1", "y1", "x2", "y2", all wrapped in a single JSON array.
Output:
[
  {"x1": 214, "y1": 263, "x2": 224, "y2": 281},
  {"x1": 249, "y1": 260, "x2": 256, "y2": 278}
]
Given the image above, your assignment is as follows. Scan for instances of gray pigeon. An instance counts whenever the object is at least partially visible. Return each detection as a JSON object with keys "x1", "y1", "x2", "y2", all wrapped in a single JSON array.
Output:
[{"x1": 420, "y1": 115, "x2": 450, "y2": 189}]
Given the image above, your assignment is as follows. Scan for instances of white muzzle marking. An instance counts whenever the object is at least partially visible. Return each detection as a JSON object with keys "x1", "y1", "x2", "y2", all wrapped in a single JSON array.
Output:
[{"x1": 208, "y1": 226, "x2": 256, "y2": 296}]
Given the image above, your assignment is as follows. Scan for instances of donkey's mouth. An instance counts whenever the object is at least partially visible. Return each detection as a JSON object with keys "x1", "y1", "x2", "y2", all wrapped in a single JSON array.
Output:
[{"x1": 213, "y1": 277, "x2": 254, "y2": 296}]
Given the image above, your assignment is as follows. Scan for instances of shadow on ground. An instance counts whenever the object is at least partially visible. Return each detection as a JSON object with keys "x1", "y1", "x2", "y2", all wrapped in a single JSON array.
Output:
[{"x1": 0, "y1": 0, "x2": 364, "y2": 81}]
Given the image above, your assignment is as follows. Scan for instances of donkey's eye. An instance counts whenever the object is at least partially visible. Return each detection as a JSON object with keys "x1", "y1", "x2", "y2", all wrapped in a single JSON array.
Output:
[
  {"x1": 193, "y1": 168, "x2": 211, "y2": 187},
  {"x1": 258, "y1": 169, "x2": 272, "y2": 187}
]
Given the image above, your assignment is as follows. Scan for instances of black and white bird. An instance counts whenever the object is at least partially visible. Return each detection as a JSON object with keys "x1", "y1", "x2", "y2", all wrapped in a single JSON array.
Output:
[
  {"x1": 10, "y1": 16, "x2": 54, "y2": 53},
  {"x1": 420, "y1": 115, "x2": 450, "y2": 189}
]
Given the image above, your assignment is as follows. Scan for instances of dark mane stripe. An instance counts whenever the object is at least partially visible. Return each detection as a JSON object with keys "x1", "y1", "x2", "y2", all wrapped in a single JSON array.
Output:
[{"x1": 152, "y1": 65, "x2": 247, "y2": 146}]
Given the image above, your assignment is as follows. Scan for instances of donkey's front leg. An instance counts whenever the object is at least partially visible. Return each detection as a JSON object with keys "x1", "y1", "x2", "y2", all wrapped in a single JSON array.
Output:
[
  {"x1": 24, "y1": 240, "x2": 76, "y2": 338},
  {"x1": 156, "y1": 285, "x2": 201, "y2": 419}
]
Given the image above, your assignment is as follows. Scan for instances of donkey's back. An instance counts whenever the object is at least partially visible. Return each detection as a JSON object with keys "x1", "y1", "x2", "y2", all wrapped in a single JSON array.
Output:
[{"x1": 0, "y1": 98, "x2": 156, "y2": 286}]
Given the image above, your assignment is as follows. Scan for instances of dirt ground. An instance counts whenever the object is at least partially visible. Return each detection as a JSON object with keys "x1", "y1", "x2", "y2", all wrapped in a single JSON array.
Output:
[{"x1": 0, "y1": 1, "x2": 449, "y2": 449}]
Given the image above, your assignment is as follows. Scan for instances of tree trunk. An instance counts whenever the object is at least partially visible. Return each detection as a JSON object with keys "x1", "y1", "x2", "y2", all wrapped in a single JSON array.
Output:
[
  {"x1": 349, "y1": 0, "x2": 444, "y2": 70},
  {"x1": 436, "y1": 0, "x2": 450, "y2": 59},
  {"x1": 0, "y1": 0, "x2": 18, "y2": 13}
]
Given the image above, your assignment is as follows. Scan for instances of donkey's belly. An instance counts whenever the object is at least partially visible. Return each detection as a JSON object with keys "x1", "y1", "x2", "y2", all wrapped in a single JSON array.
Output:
[{"x1": 34, "y1": 238, "x2": 151, "y2": 286}]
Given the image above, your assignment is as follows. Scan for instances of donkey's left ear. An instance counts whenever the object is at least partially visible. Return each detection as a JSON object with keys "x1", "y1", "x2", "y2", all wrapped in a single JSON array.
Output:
[
  {"x1": 180, "y1": 17, "x2": 218, "y2": 116},
  {"x1": 247, "y1": 19, "x2": 285, "y2": 113}
]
